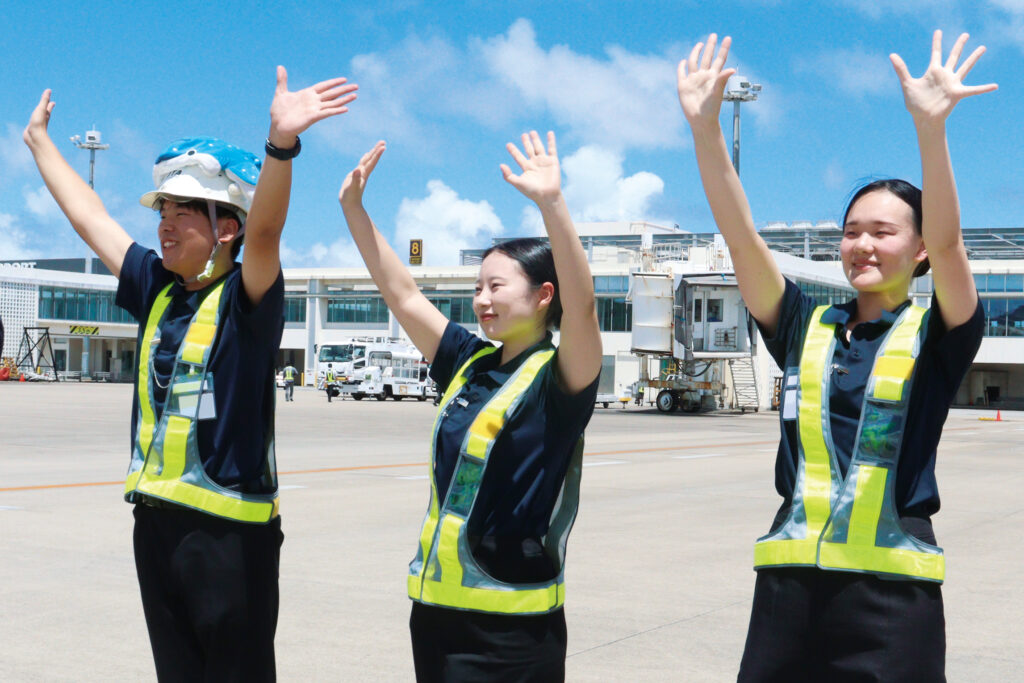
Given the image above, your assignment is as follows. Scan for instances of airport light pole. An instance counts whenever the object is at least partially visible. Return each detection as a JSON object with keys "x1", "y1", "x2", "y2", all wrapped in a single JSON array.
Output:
[
  {"x1": 70, "y1": 128, "x2": 109, "y2": 380},
  {"x1": 722, "y1": 77, "x2": 761, "y2": 176}
]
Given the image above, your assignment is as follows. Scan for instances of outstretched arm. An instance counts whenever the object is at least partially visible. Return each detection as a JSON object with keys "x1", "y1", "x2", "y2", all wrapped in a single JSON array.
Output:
[
  {"x1": 677, "y1": 35, "x2": 785, "y2": 334},
  {"x1": 22, "y1": 90, "x2": 133, "y2": 278},
  {"x1": 891, "y1": 30, "x2": 996, "y2": 328},
  {"x1": 243, "y1": 66, "x2": 358, "y2": 305},
  {"x1": 501, "y1": 131, "x2": 601, "y2": 395},
  {"x1": 339, "y1": 142, "x2": 448, "y2": 362}
]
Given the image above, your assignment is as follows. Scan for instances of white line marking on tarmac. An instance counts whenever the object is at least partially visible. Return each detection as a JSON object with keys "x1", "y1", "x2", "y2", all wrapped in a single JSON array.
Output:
[
  {"x1": 0, "y1": 506, "x2": 23, "y2": 511},
  {"x1": 278, "y1": 485, "x2": 307, "y2": 490},
  {"x1": 397, "y1": 475, "x2": 429, "y2": 480},
  {"x1": 955, "y1": 432, "x2": 978, "y2": 436},
  {"x1": 674, "y1": 453, "x2": 726, "y2": 460},
  {"x1": 583, "y1": 460, "x2": 628, "y2": 468},
  {"x1": 756, "y1": 448, "x2": 777, "y2": 453}
]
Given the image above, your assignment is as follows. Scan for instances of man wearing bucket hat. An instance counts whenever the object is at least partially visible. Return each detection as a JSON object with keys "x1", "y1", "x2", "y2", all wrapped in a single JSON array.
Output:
[{"x1": 24, "y1": 67, "x2": 357, "y2": 680}]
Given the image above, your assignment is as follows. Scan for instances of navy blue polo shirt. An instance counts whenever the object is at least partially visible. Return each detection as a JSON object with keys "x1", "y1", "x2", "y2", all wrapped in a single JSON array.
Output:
[
  {"x1": 116, "y1": 243, "x2": 284, "y2": 492},
  {"x1": 429, "y1": 322, "x2": 599, "y2": 584},
  {"x1": 758, "y1": 278, "x2": 983, "y2": 528}
]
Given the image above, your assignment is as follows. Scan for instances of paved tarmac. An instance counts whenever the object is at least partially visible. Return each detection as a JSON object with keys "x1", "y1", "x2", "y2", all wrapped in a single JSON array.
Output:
[{"x1": 1, "y1": 382, "x2": 1021, "y2": 681}]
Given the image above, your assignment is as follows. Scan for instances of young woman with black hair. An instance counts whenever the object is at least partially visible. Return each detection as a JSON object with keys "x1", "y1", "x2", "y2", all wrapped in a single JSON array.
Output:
[
  {"x1": 339, "y1": 133, "x2": 602, "y2": 681},
  {"x1": 676, "y1": 31, "x2": 995, "y2": 678}
]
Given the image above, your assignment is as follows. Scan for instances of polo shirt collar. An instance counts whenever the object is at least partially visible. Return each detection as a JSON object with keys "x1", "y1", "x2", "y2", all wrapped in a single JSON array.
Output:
[
  {"x1": 820, "y1": 297, "x2": 911, "y2": 328},
  {"x1": 168, "y1": 263, "x2": 237, "y2": 301},
  {"x1": 492, "y1": 331, "x2": 556, "y2": 374}
]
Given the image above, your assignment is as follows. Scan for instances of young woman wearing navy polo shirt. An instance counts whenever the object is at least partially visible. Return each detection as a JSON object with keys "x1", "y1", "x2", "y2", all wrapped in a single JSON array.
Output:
[
  {"x1": 677, "y1": 32, "x2": 994, "y2": 678},
  {"x1": 339, "y1": 133, "x2": 602, "y2": 681}
]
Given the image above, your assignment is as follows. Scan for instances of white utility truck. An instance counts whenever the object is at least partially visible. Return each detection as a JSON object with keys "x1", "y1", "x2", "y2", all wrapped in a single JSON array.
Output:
[{"x1": 318, "y1": 337, "x2": 433, "y2": 401}]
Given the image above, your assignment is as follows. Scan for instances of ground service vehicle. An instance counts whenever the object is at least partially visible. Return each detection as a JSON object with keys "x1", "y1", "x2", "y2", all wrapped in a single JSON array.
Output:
[{"x1": 318, "y1": 337, "x2": 432, "y2": 401}]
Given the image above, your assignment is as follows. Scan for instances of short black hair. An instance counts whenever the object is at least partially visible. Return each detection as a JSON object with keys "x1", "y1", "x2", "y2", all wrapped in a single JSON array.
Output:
[
  {"x1": 842, "y1": 178, "x2": 929, "y2": 278},
  {"x1": 482, "y1": 237, "x2": 562, "y2": 328}
]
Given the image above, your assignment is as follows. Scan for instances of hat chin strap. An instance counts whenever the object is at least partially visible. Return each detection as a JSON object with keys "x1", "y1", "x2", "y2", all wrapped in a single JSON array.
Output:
[{"x1": 176, "y1": 200, "x2": 226, "y2": 286}]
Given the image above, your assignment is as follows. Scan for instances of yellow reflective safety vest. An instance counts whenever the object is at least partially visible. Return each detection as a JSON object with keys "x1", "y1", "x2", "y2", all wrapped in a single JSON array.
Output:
[
  {"x1": 754, "y1": 303, "x2": 945, "y2": 582},
  {"x1": 284, "y1": 366, "x2": 295, "y2": 381},
  {"x1": 408, "y1": 346, "x2": 583, "y2": 615},
  {"x1": 124, "y1": 280, "x2": 279, "y2": 523}
]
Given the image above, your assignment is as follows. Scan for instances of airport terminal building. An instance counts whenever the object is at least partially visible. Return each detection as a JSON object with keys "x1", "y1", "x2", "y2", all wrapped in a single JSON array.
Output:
[{"x1": 3, "y1": 222, "x2": 1022, "y2": 409}]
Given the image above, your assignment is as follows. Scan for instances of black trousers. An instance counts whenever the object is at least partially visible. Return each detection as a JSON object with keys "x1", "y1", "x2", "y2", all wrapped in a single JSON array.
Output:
[
  {"x1": 410, "y1": 602, "x2": 567, "y2": 682},
  {"x1": 133, "y1": 504, "x2": 284, "y2": 683},
  {"x1": 737, "y1": 567, "x2": 945, "y2": 682}
]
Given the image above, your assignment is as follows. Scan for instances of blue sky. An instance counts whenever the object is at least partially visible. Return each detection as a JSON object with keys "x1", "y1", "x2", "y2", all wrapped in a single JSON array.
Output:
[{"x1": 2, "y1": 1, "x2": 1023, "y2": 267}]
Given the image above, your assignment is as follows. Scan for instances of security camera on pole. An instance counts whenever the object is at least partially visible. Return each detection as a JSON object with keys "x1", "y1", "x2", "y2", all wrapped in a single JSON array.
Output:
[
  {"x1": 70, "y1": 127, "x2": 109, "y2": 380},
  {"x1": 722, "y1": 76, "x2": 761, "y2": 175}
]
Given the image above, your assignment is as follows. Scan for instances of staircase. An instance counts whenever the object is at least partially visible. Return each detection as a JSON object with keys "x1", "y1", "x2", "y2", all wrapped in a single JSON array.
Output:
[{"x1": 728, "y1": 356, "x2": 759, "y2": 413}]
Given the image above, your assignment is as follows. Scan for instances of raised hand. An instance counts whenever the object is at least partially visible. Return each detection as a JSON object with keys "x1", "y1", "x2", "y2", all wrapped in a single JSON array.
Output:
[
  {"x1": 23, "y1": 89, "x2": 56, "y2": 146},
  {"x1": 677, "y1": 34, "x2": 736, "y2": 128},
  {"x1": 501, "y1": 131, "x2": 562, "y2": 203},
  {"x1": 339, "y1": 141, "x2": 386, "y2": 208},
  {"x1": 890, "y1": 31, "x2": 997, "y2": 125},
  {"x1": 269, "y1": 66, "x2": 358, "y2": 146}
]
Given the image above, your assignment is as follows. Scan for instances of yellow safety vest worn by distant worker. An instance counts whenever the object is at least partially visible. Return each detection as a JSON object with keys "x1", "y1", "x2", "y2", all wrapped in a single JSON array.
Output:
[
  {"x1": 284, "y1": 367, "x2": 295, "y2": 381},
  {"x1": 124, "y1": 281, "x2": 279, "y2": 523},
  {"x1": 408, "y1": 346, "x2": 583, "y2": 614},
  {"x1": 754, "y1": 304, "x2": 944, "y2": 582}
]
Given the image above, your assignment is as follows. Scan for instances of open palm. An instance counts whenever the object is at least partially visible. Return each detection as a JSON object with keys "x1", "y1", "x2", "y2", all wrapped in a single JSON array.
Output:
[
  {"x1": 677, "y1": 34, "x2": 736, "y2": 126},
  {"x1": 270, "y1": 66, "x2": 358, "y2": 140},
  {"x1": 340, "y1": 141, "x2": 386, "y2": 208},
  {"x1": 891, "y1": 31, "x2": 997, "y2": 124},
  {"x1": 501, "y1": 131, "x2": 562, "y2": 203}
]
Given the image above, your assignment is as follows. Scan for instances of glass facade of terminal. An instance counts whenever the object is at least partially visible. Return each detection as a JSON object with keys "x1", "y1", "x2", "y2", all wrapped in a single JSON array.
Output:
[
  {"x1": 595, "y1": 276, "x2": 631, "y2": 331},
  {"x1": 972, "y1": 274, "x2": 1024, "y2": 337},
  {"x1": 425, "y1": 294, "x2": 476, "y2": 324},
  {"x1": 38, "y1": 286, "x2": 134, "y2": 324},
  {"x1": 325, "y1": 296, "x2": 390, "y2": 324},
  {"x1": 917, "y1": 273, "x2": 1024, "y2": 337},
  {"x1": 317, "y1": 278, "x2": 636, "y2": 331},
  {"x1": 284, "y1": 296, "x2": 306, "y2": 323},
  {"x1": 795, "y1": 280, "x2": 853, "y2": 306},
  {"x1": 982, "y1": 298, "x2": 1024, "y2": 336}
]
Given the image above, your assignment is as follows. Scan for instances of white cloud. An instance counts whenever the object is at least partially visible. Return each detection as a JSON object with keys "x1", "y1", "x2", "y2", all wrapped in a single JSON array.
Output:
[
  {"x1": 279, "y1": 236, "x2": 366, "y2": 269},
  {"x1": 837, "y1": 0, "x2": 961, "y2": 21},
  {"x1": 0, "y1": 213, "x2": 41, "y2": 259},
  {"x1": 561, "y1": 146, "x2": 665, "y2": 222},
  {"x1": 795, "y1": 49, "x2": 894, "y2": 99},
  {"x1": 478, "y1": 19, "x2": 683, "y2": 150},
  {"x1": 316, "y1": 32, "x2": 497, "y2": 157},
  {"x1": 23, "y1": 184, "x2": 61, "y2": 221},
  {"x1": 0, "y1": 123, "x2": 34, "y2": 178},
  {"x1": 518, "y1": 145, "x2": 667, "y2": 232},
  {"x1": 394, "y1": 180, "x2": 505, "y2": 266},
  {"x1": 981, "y1": 1, "x2": 1024, "y2": 53},
  {"x1": 317, "y1": 19, "x2": 708, "y2": 156}
]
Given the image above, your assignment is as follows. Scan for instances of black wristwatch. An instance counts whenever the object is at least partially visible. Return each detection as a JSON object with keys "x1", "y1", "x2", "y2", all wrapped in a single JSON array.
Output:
[{"x1": 265, "y1": 136, "x2": 301, "y2": 160}]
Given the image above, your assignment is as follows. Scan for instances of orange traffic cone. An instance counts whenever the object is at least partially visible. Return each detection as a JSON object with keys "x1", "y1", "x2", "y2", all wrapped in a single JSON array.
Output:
[
  {"x1": 996, "y1": 410, "x2": 1003, "y2": 422},
  {"x1": 19, "y1": 373, "x2": 26, "y2": 382}
]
